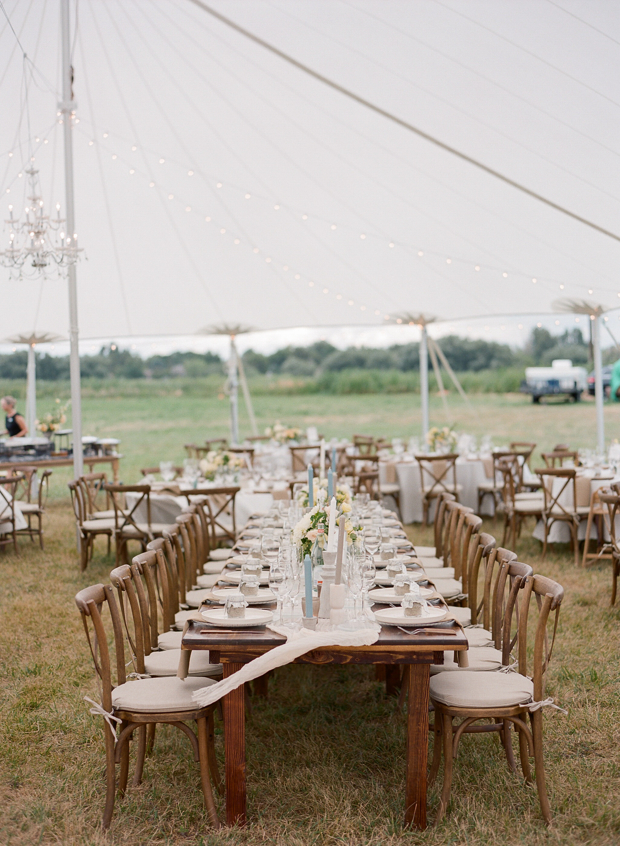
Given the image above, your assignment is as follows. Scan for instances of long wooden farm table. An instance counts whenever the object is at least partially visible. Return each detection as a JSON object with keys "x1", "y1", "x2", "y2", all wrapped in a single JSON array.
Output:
[
  {"x1": 182, "y1": 618, "x2": 468, "y2": 830},
  {"x1": 0, "y1": 453, "x2": 122, "y2": 482}
]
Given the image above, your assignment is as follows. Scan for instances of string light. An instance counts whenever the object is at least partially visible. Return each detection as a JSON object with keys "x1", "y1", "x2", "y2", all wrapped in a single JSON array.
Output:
[
  {"x1": 72, "y1": 132, "x2": 611, "y2": 303},
  {"x1": 188, "y1": 170, "x2": 194, "y2": 176},
  {"x1": 245, "y1": 193, "x2": 251, "y2": 199},
  {"x1": 159, "y1": 158, "x2": 165, "y2": 164}
]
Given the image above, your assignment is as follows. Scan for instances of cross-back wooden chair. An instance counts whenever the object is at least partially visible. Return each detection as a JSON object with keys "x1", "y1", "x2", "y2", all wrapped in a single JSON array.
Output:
[
  {"x1": 289, "y1": 444, "x2": 320, "y2": 475},
  {"x1": 79, "y1": 472, "x2": 114, "y2": 519},
  {"x1": 415, "y1": 453, "x2": 460, "y2": 525},
  {"x1": 180, "y1": 486, "x2": 239, "y2": 549},
  {"x1": 580, "y1": 487, "x2": 614, "y2": 569},
  {"x1": 509, "y1": 441, "x2": 536, "y2": 469},
  {"x1": 104, "y1": 483, "x2": 173, "y2": 566},
  {"x1": 0, "y1": 474, "x2": 25, "y2": 554},
  {"x1": 499, "y1": 458, "x2": 544, "y2": 549},
  {"x1": 68, "y1": 479, "x2": 114, "y2": 569},
  {"x1": 536, "y1": 467, "x2": 590, "y2": 565},
  {"x1": 542, "y1": 449, "x2": 578, "y2": 468},
  {"x1": 5, "y1": 465, "x2": 38, "y2": 502},
  {"x1": 15, "y1": 468, "x2": 52, "y2": 549},
  {"x1": 75, "y1": 582, "x2": 220, "y2": 830},
  {"x1": 594, "y1": 487, "x2": 620, "y2": 605},
  {"x1": 352, "y1": 434, "x2": 377, "y2": 455},
  {"x1": 429, "y1": 572, "x2": 564, "y2": 825}
]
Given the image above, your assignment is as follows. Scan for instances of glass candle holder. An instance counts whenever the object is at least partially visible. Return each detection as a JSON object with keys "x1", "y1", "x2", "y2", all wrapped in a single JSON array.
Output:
[{"x1": 225, "y1": 594, "x2": 248, "y2": 618}]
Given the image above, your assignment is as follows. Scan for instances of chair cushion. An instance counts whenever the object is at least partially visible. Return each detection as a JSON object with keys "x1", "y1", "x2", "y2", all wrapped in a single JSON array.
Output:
[
  {"x1": 185, "y1": 588, "x2": 213, "y2": 608},
  {"x1": 514, "y1": 502, "x2": 542, "y2": 514},
  {"x1": 430, "y1": 646, "x2": 503, "y2": 675},
  {"x1": 112, "y1": 675, "x2": 217, "y2": 713},
  {"x1": 18, "y1": 503, "x2": 41, "y2": 514},
  {"x1": 91, "y1": 509, "x2": 116, "y2": 520},
  {"x1": 204, "y1": 560, "x2": 225, "y2": 574},
  {"x1": 477, "y1": 481, "x2": 500, "y2": 491},
  {"x1": 447, "y1": 606, "x2": 471, "y2": 626},
  {"x1": 82, "y1": 519, "x2": 115, "y2": 531},
  {"x1": 196, "y1": 573, "x2": 220, "y2": 589},
  {"x1": 158, "y1": 630, "x2": 183, "y2": 650},
  {"x1": 430, "y1": 670, "x2": 534, "y2": 709},
  {"x1": 175, "y1": 609, "x2": 198, "y2": 627},
  {"x1": 431, "y1": 577, "x2": 463, "y2": 598},
  {"x1": 380, "y1": 483, "x2": 400, "y2": 494},
  {"x1": 464, "y1": 626, "x2": 493, "y2": 647},
  {"x1": 418, "y1": 555, "x2": 443, "y2": 567},
  {"x1": 209, "y1": 548, "x2": 234, "y2": 561},
  {"x1": 514, "y1": 493, "x2": 543, "y2": 502},
  {"x1": 415, "y1": 546, "x2": 436, "y2": 557},
  {"x1": 422, "y1": 566, "x2": 456, "y2": 579},
  {"x1": 119, "y1": 522, "x2": 175, "y2": 538},
  {"x1": 144, "y1": 649, "x2": 222, "y2": 678}
]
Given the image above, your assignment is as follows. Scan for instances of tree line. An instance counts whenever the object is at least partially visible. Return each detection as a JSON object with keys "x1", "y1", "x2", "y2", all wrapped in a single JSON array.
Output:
[{"x1": 0, "y1": 327, "x2": 599, "y2": 382}]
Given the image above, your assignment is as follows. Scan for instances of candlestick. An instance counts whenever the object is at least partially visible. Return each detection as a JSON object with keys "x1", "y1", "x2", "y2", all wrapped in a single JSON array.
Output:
[
  {"x1": 327, "y1": 496, "x2": 337, "y2": 552},
  {"x1": 335, "y1": 516, "x2": 346, "y2": 584},
  {"x1": 327, "y1": 468, "x2": 334, "y2": 500},
  {"x1": 304, "y1": 554, "x2": 313, "y2": 618},
  {"x1": 319, "y1": 439, "x2": 326, "y2": 481},
  {"x1": 331, "y1": 445, "x2": 337, "y2": 472},
  {"x1": 308, "y1": 464, "x2": 314, "y2": 507}
]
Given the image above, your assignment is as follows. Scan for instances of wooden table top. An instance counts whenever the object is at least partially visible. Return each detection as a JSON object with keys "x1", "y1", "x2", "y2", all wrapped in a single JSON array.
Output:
[{"x1": 182, "y1": 616, "x2": 468, "y2": 653}]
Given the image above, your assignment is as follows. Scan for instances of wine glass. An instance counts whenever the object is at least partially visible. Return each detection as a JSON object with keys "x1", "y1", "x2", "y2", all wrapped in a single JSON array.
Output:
[
  {"x1": 159, "y1": 461, "x2": 175, "y2": 482},
  {"x1": 260, "y1": 533, "x2": 280, "y2": 569},
  {"x1": 269, "y1": 561, "x2": 285, "y2": 623},
  {"x1": 360, "y1": 555, "x2": 376, "y2": 618},
  {"x1": 363, "y1": 527, "x2": 381, "y2": 560}
]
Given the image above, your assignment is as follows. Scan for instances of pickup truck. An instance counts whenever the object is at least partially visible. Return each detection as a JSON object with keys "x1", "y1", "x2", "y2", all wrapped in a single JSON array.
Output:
[{"x1": 520, "y1": 359, "x2": 587, "y2": 403}]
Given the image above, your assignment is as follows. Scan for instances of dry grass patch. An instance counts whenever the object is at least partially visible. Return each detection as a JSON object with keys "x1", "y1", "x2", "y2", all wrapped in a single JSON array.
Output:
[{"x1": 0, "y1": 505, "x2": 619, "y2": 845}]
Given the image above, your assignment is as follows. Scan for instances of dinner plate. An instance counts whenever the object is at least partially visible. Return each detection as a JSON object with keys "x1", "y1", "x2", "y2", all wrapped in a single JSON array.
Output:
[
  {"x1": 236, "y1": 539, "x2": 261, "y2": 551},
  {"x1": 228, "y1": 555, "x2": 251, "y2": 566},
  {"x1": 221, "y1": 569, "x2": 271, "y2": 585},
  {"x1": 368, "y1": 586, "x2": 434, "y2": 604},
  {"x1": 373, "y1": 570, "x2": 426, "y2": 586},
  {"x1": 200, "y1": 607, "x2": 273, "y2": 627},
  {"x1": 373, "y1": 554, "x2": 417, "y2": 569},
  {"x1": 393, "y1": 538, "x2": 414, "y2": 549},
  {"x1": 382, "y1": 518, "x2": 400, "y2": 527},
  {"x1": 210, "y1": 587, "x2": 275, "y2": 605},
  {"x1": 373, "y1": 606, "x2": 447, "y2": 627}
]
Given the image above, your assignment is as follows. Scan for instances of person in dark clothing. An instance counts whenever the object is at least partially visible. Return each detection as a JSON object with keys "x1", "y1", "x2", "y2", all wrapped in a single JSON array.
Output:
[{"x1": 1, "y1": 396, "x2": 27, "y2": 438}]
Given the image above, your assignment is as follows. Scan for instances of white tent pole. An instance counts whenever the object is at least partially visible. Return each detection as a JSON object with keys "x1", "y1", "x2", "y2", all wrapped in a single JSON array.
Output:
[
  {"x1": 61, "y1": 0, "x2": 83, "y2": 478},
  {"x1": 420, "y1": 323, "x2": 429, "y2": 445},
  {"x1": 593, "y1": 314, "x2": 605, "y2": 454},
  {"x1": 26, "y1": 344, "x2": 36, "y2": 436},
  {"x1": 427, "y1": 336, "x2": 451, "y2": 425},
  {"x1": 233, "y1": 338, "x2": 258, "y2": 436},
  {"x1": 228, "y1": 335, "x2": 239, "y2": 445}
]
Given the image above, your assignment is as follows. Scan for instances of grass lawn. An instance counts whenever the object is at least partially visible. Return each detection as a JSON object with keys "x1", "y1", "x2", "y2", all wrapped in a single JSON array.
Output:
[
  {"x1": 38, "y1": 386, "x2": 620, "y2": 499},
  {"x1": 1, "y1": 389, "x2": 619, "y2": 844}
]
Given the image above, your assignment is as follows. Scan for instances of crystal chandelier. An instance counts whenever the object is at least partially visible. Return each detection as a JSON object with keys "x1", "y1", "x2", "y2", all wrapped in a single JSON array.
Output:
[{"x1": 0, "y1": 164, "x2": 82, "y2": 279}]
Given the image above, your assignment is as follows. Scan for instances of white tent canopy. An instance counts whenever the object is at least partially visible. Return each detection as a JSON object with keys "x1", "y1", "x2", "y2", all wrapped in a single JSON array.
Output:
[{"x1": 0, "y1": 0, "x2": 619, "y2": 342}]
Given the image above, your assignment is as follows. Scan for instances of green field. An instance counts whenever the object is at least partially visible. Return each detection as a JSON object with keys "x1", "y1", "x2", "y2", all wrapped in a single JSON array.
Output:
[{"x1": 16, "y1": 384, "x2": 620, "y2": 499}]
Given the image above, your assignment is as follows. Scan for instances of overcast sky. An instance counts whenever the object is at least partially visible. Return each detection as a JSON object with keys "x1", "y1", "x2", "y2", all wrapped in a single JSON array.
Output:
[{"x1": 1, "y1": 0, "x2": 619, "y2": 358}]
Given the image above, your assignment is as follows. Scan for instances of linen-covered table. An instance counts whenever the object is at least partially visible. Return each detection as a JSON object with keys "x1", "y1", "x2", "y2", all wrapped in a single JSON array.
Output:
[
  {"x1": 379, "y1": 456, "x2": 491, "y2": 523},
  {"x1": 126, "y1": 487, "x2": 276, "y2": 529}
]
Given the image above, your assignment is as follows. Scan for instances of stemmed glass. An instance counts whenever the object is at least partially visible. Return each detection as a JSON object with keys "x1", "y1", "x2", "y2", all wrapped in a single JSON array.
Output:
[
  {"x1": 360, "y1": 555, "x2": 376, "y2": 618},
  {"x1": 269, "y1": 560, "x2": 285, "y2": 623},
  {"x1": 159, "y1": 461, "x2": 175, "y2": 482},
  {"x1": 363, "y1": 527, "x2": 381, "y2": 561}
]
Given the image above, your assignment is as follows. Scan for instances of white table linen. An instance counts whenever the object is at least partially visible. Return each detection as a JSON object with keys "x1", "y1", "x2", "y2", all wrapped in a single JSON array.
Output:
[
  {"x1": 379, "y1": 457, "x2": 491, "y2": 523},
  {"x1": 0, "y1": 487, "x2": 28, "y2": 534},
  {"x1": 532, "y1": 473, "x2": 618, "y2": 544}
]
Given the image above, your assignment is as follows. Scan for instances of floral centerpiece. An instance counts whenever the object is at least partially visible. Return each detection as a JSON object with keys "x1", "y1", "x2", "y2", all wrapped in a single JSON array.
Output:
[
  {"x1": 426, "y1": 426, "x2": 458, "y2": 454},
  {"x1": 296, "y1": 480, "x2": 352, "y2": 509},
  {"x1": 199, "y1": 450, "x2": 245, "y2": 481},
  {"x1": 293, "y1": 503, "x2": 362, "y2": 558},
  {"x1": 264, "y1": 421, "x2": 302, "y2": 444},
  {"x1": 36, "y1": 399, "x2": 69, "y2": 436}
]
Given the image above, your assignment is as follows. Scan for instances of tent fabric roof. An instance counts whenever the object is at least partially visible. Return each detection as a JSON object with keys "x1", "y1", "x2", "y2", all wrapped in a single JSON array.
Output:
[{"x1": 0, "y1": 0, "x2": 619, "y2": 340}]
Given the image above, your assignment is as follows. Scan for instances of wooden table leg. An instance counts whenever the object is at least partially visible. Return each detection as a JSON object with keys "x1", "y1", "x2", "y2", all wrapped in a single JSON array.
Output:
[
  {"x1": 404, "y1": 662, "x2": 430, "y2": 829},
  {"x1": 223, "y1": 663, "x2": 246, "y2": 826}
]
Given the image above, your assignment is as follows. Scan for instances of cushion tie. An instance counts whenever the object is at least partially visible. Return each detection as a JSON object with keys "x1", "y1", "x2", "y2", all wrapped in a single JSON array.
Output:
[
  {"x1": 84, "y1": 697, "x2": 122, "y2": 743},
  {"x1": 528, "y1": 697, "x2": 567, "y2": 715}
]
